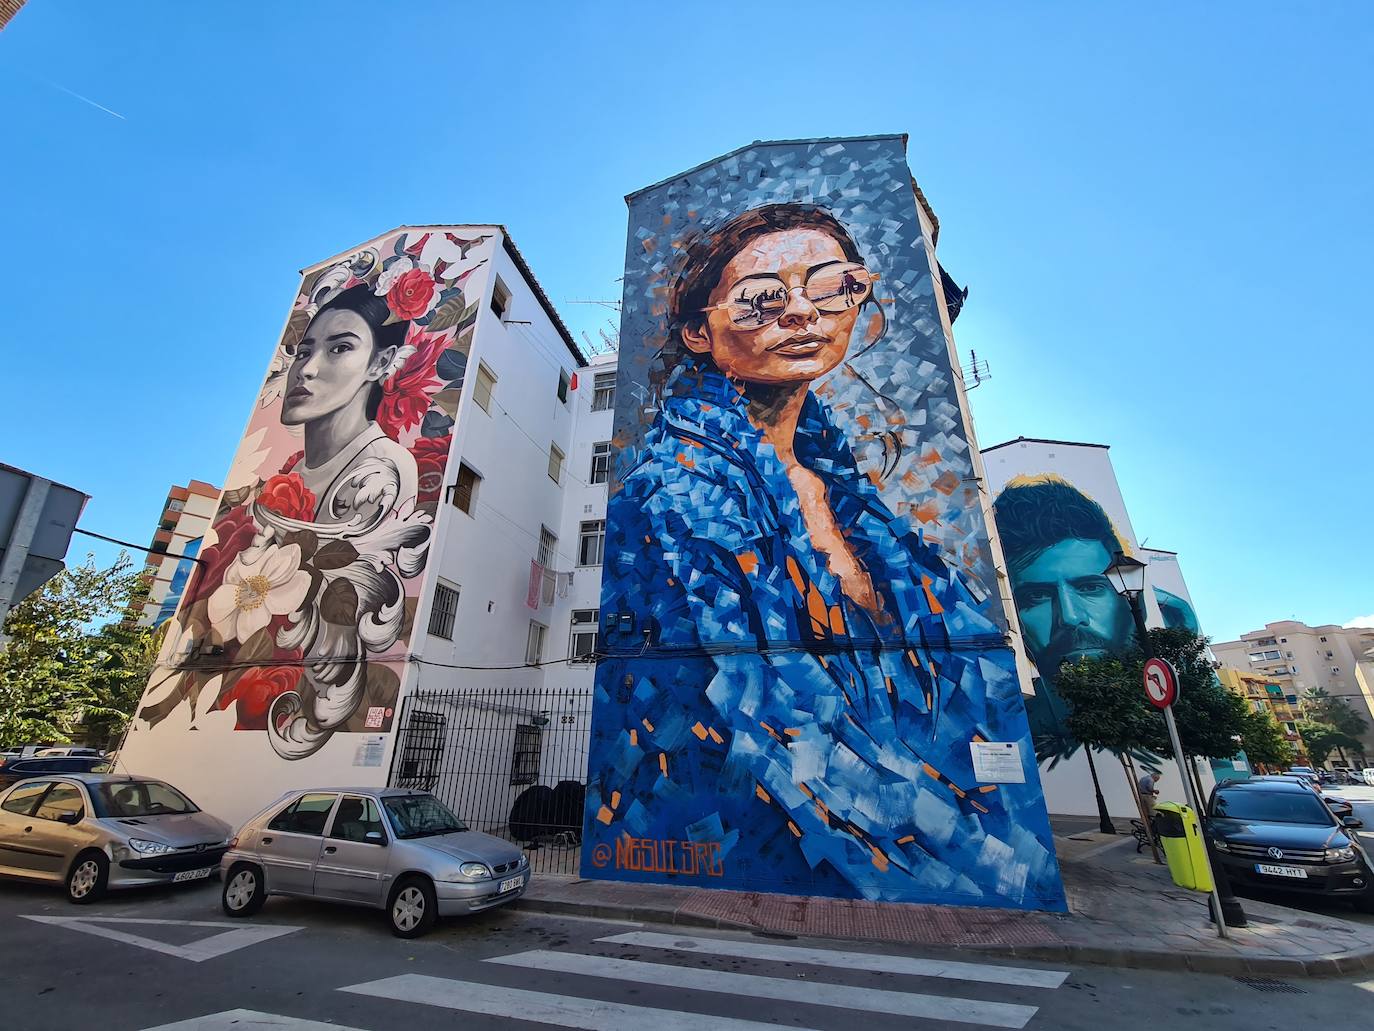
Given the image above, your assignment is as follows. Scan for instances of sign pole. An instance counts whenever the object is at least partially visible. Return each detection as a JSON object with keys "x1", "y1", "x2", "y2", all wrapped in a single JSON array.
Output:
[{"x1": 1162, "y1": 702, "x2": 1228, "y2": 939}]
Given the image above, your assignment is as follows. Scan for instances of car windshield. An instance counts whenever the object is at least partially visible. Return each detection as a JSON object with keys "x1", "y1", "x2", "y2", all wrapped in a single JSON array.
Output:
[
  {"x1": 91, "y1": 780, "x2": 199, "y2": 818},
  {"x1": 1212, "y1": 788, "x2": 1333, "y2": 825},
  {"x1": 382, "y1": 794, "x2": 467, "y2": 839}
]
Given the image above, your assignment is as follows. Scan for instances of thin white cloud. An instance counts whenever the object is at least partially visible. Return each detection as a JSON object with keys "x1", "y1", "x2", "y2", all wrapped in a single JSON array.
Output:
[{"x1": 1344, "y1": 614, "x2": 1374, "y2": 629}]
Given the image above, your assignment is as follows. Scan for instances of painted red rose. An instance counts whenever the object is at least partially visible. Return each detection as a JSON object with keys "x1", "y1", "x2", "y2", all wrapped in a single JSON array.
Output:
[
  {"x1": 411, "y1": 435, "x2": 452, "y2": 504},
  {"x1": 385, "y1": 267, "x2": 437, "y2": 321},
  {"x1": 376, "y1": 329, "x2": 448, "y2": 439},
  {"x1": 258, "y1": 472, "x2": 316, "y2": 520},
  {"x1": 213, "y1": 665, "x2": 301, "y2": 731},
  {"x1": 184, "y1": 505, "x2": 257, "y2": 607}
]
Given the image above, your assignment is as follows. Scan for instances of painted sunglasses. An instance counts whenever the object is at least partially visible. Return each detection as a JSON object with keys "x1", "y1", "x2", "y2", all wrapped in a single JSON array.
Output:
[{"x1": 706, "y1": 261, "x2": 879, "y2": 329}]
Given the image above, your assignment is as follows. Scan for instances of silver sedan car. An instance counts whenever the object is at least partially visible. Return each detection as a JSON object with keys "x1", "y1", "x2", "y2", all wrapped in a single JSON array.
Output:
[
  {"x1": 220, "y1": 787, "x2": 531, "y2": 938},
  {"x1": 0, "y1": 774, "x2": 233, "y2": 903}
]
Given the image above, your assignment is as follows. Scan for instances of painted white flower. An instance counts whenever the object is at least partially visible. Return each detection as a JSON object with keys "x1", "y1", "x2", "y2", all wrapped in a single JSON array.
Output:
[
  {"x1": 374, "y1": 257, "x2": 415, "y2": 296},
  {"x1": 207, "y1": 542, "x2": 311, "y2": 644}
]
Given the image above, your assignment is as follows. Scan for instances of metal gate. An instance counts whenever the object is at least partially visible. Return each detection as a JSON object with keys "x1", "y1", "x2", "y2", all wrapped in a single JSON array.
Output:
[{"x1": 388, "y1": 686, "x2": 592, "y2": 875}]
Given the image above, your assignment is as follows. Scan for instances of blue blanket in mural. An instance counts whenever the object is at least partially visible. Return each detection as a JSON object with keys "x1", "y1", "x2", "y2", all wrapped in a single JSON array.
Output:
[{"x1": 584, "y1": 357, "x2": 1065, "y2": 909}]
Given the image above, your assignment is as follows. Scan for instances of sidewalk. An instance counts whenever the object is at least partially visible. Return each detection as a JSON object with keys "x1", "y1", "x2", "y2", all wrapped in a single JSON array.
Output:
[{"x1": 514, "y1": 820, "x2": 1374, "y2": 977}]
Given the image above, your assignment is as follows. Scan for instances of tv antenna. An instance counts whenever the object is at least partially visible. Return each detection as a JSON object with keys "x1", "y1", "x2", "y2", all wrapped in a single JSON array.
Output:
[{"x1": 962, "y1": 349, "x2": 991, "y2": 390}]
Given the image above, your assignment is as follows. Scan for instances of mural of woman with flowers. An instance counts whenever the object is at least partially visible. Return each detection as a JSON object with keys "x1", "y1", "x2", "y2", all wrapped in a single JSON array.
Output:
[{"x1": 136, "y1": 229, "x2": 484, "y2": 762}]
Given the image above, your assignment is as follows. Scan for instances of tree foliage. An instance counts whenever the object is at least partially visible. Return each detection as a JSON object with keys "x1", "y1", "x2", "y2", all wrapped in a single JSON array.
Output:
[
  {"x1": 0, "y1": 554, "x2": 157, "y2": 748},
  {"x1": 1297, "y1": 719, "x2": 1365, "y2": 766},
  {"x1": 1239, "y1": 708, "x2": 1296, "y2": 769}
]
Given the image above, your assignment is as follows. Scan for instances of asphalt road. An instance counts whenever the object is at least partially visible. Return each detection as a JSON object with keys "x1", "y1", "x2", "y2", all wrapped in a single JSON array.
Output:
[
  {"x1": 1224, "y1": 781, "x2": 1374, "y2": 927},
  {"x1": 1, "y1": 872, "x2": 1371, "y2": 1030}
]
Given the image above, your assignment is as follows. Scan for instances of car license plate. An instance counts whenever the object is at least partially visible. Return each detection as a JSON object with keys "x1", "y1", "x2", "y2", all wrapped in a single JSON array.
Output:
[
  {"x1": 173, "y1": 867, "x2": 214, "y2": 883},
  {"x1": 498, "y1": 876, "x2": 523, "y2": 893},
  {"x1": 1255, "y1": 863, "x2": 1307, "y2": 879}
]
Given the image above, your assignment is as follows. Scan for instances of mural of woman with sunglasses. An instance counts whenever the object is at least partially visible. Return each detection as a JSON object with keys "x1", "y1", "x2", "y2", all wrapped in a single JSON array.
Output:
[{"x1": 591, "y1": 203, "x2": 1055, "y2": 904}]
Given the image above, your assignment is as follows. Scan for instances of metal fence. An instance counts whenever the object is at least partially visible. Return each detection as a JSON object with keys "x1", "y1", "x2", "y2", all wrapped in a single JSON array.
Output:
[{"x1": 387, "y1": 686, "x2": 592, "y2": 875}]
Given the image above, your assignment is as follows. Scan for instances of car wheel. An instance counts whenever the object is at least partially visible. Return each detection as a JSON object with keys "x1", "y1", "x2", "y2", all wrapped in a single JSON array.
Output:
[
  {"x1": 67, "y1": 850, "x2": 108, "y2": 905},
  {"x1": 388, "y1": 875, "x2": 438, "y2": 938},
  {"x1": 222, "y1": 863, "x2": 266, "y2": 917}
]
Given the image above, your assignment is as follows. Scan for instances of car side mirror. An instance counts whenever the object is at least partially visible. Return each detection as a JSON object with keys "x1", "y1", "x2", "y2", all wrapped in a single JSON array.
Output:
[
  {"x1": 365, "y1": 830, "x2": 386, "y2": 845},
  {"x1": 1343, "y1": 816, "x2": 1364, "y2": 829},
  {"x1": 57, "y1": 812, "x2": 81, "y2": 825}
]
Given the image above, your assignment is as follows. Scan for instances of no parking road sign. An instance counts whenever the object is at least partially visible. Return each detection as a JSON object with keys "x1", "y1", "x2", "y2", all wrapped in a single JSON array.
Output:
[{"x1": 1143, "y1": 657, "x2": 1178, "y2": 709}]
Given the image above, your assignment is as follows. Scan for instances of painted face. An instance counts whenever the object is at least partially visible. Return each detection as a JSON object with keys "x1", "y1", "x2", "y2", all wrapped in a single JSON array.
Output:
[
  {"x1": 683, "y1": 229, "x2": 864, "y2": 385},
  {"x1": 1012, "y1": 538, "x2": 1135, "y2": 681},
  {"x1": 281, "y1": 308, "x2": 388, "y2": 426}
]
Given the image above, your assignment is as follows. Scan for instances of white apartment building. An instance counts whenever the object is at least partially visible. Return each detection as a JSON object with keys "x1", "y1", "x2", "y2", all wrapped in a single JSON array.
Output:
[{"x1": 137, "y1": 479, "x2": 219, "y2": 627}]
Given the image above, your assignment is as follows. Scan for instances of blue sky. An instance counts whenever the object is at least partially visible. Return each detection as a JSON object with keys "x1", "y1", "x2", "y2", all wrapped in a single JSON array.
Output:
[{"x1": 1, "y1": 2, "x2": 1370, "y2": 642}]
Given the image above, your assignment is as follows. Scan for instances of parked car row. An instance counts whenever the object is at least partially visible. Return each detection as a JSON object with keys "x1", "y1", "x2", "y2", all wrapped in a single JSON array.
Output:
[
  {"x1": 0, "y1": 773, "x2": 530, "y2": 938},
  {"x1": 1207, "y1": 776, "x2": 1373, "y2": 912}
]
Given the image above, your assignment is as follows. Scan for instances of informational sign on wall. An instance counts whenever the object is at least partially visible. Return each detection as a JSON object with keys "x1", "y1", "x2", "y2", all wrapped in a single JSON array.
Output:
[{"x1": 970, "y1": 741, "x2": 1027, "y2": 783}]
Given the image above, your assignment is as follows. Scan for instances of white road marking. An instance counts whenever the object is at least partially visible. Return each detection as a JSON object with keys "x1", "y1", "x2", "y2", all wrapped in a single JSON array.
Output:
[
  {"x1": 340, "y1": 974, "x2": 826, "y2": 1031},
  {"x1": 486, "y1": 950, "x2": 1040, "y2": 1028},
  {"x1": 142, "y1": 1009, "x2": 371, "y2": 1030},
  {"x1": 19, "y1": 915, "x2": 302, "y2": 962},
  {"x1": 597, "y1": 930, "x2": 1070, "y2": 988}
]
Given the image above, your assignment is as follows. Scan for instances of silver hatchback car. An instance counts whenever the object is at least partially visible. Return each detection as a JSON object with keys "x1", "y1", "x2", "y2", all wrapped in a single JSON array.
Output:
[
  {"x1": 220, "y1": 788, "x2": 531, "y2": 937},
  {"x1": 0, "y1": 774, "x2": 233, "y2": 903}
]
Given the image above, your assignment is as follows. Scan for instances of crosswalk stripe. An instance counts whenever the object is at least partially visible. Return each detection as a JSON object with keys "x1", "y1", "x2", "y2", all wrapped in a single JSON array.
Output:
[
  {"x1": 486, "y1": 950, "x2": 1040, "y2": 1029},
  {"x1": 596, "y1": 930, "x2": 1069, "y2": 989},
  {"x1": 142, "y1": 1009, "x2": 371, "y2": 1030},
  {"x1": 340, "y1": 974, "x2": 826, "y2": 1031}
]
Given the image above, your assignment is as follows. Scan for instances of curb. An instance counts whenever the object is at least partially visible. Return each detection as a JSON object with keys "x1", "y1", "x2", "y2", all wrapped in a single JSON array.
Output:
[{"x1": 513, "y1": 894, "x2": 1374, "y2": 978}]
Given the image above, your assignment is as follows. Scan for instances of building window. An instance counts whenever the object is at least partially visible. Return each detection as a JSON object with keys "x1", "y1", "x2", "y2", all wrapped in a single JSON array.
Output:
[
  {"x1": 452, "y1": 463, "x2": 481, "y2": 515},
  {"x1": 1279, "y1": 638, "x2": 1287, "y2": 644},
  {"x1": 570, "y1": 608, "x2": 599, "y2": 663},
  {"x1": 510, "y1": 723, "x2": 542, "y2": 785},
  {"x1": 548, "y1": 443, "x2": 565, "y2": 484},
  {"x1": 537, "y1": 527, "x2": 558, "y2": 566},
  {"x1": 526, "y1": 621, "x2": 547, "y2": 665},
  {"x1": 1320, "y1": 636, "x2": 1328, "y2": 643},
  {"x1": 591, "y1": 371, "x2": 616, "y2": 412},
  {"x1": 1326, "y1": 651, "x2": 1334, "y2": 659},
  {"x1": 473, "y1": 362, "x2": 497, "y2": 412},
  {"x1": 491, "y1": 276, "x2": 511, "y2": 320},
  {"x1": 578, "y1": 520, "x2": 605, "y2": 566},
  {"x1": 557, "y1": 369, "x2": 571, "y2": 404},
  {"x1": 1283, "y1": 722, "x2": 1297, "y2": 733},
  {"x1": 167, "y1": 500, "x2": 185, "y2": 513},
  {"x1": 1285, "y1": 651, "x2": 1293, "y2": 658},
  {"x1": 1332, "y1": 666, "x2": 1341, "y2": 673},
  {"x1": 427, "y1": 581, "x2": 459, "y2": 640},
  {"x1": 394, "y1": 710, "x2": 446, "y2": 789},
  {"x1": 589, "y1": 441, "x2": 611, "y2": 485}
]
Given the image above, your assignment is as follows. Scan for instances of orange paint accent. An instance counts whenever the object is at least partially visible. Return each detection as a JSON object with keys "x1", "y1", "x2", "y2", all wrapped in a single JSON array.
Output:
[
  {"x1": 922, "y1": 763, "x2": 941, "y2": 780},
  {"x1": 866, "y1": 468, "x2": 884, "y2": 488},
  {"x1": 885, "y1": 676, "x2": 895, "y2": 698},
  {"x1": 798, "y1": 782, "x2": 814, "y2": 799},
  {"x1": 760, "y1": 721, "x2": 781, "y2": 740},
  {"x1": 828, "y1": 604, "x2": 845, "y2": 635},
  {"x1": 708, "y1": 727, "x2": 723, "y2": 744},
  {"x1": 644, "y1": 535, "x2": 651, "y2": 544},
  {"x1": 807, "y1": 586, "x2": 829, "y2": 633},
  {"x1": 978, "y1": 785, "x2": 998, "y2": 794},
  {"x1": 756, "y1": 785, "x2": 771, "y2": 803},
  {"x1": 658, "y1": 753, "x2": 668, "y2": 776},
  {"x1": 913, "y1": 501, "x2": 941, "y2": 524},
  {"x1": 596, "y1": 805, "x2": 613, "y2": 825},
  {"x1": 690, "y1": 721, "x2": 707, "y2": 740},
  {"x1": 667, "y1": 577, "x2": 675, "y2": 586},
  {"x1": 610, "y1": 791, "x2": 621, "y2": 808},
  {"x1": 629, "y1": 729, "x2": 638, "y2": 746},
  {"x1": 951, "y1": 785, "x2": 967, "y2": 799},
  {"x1": 896, "y1": 834, "x2": 916, "y2": 845},
  {"x1": 920, "y1": 574, "x2": 946, "y2": 614},
  {"x1": 736, "y1": 552, "x2": 759, "y2": 575},
  {"x1": 815, "y1": 800, "x2": 829, "y2": 822},
  {"x1": 788, "y1": 821, "x2": 802, "y2": 838},
  {"x1": 870, "y1": 847, "x2": 890, "y2": 872},
  {"x1": 855, "y1": 414, "x2": 872, "y2": 429},
  {"x1": 675, "y1": 453, "x2": 695, "y2": 469},
  {"x1": 786, "y1": 556, "x2": 806, "y2": 597},
  {"x1": 783, "y1": 727, "x2": 802, "y2": 738},
  {"x1": 971, "y1": 733, "x2": 986, "y2": 743},
  {"x1": 642, "y1": 718, "x2": 654, "y2": 732},
  {"x1": 919, "y1": 449, "x2": 942, "y2": 466},
  {"x1": 817, "y1": 654, "x2": 829, "y2": 669},
  {"x1": 971, "y1": 800, "x2": 989, "y2": 814}
]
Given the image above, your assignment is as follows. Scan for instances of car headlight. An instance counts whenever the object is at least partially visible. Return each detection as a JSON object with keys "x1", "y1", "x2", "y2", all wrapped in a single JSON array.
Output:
[
  {"x1": 128, "y1": 838, "x2": 176, "y2": 856},
  {"x1": 1212, "y1": 839, "x2": 1231, "y2": 852},
  {"x1": 1325, "y1": 846, "x2": 1357, "y2": 863},
  {"x1": 440, "y1": 861, "x2": 492, "y2": 882}
]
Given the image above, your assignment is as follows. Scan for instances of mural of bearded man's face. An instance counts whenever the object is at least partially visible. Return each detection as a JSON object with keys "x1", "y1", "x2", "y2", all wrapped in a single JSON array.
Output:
[{"x1": 1012, "y1": 537, "x2": 1135, "y2": 681}]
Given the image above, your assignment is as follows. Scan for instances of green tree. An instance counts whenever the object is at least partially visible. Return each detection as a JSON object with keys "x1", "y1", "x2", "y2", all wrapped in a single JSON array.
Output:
[
  {"x1": 0, "y1": 554, "x2": 151, "y2": 747},
  {"x1": 1239, "y1": 708, "x2": 1296, "y2": 770},
  {"x1": 1055, "y1": 655, "x2": 1167, "y2": 756},
  {"x1": 1147, "y1": 627, "x2": 1249, "y2": 762},
  {"x1": 1297, "y1": 719, "x2": 1363, "y2": 767}
]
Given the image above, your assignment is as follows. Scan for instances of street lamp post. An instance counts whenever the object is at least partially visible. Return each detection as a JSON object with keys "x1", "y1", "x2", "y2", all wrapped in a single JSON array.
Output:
[{"x1": 1104, "y1": 552, "x2": 1247, "y2": 929}]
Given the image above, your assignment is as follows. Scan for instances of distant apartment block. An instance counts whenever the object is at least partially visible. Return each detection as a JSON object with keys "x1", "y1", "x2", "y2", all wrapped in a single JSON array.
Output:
[{"x1": 137, "y1": 480, "x2": 219, "y2": 626}]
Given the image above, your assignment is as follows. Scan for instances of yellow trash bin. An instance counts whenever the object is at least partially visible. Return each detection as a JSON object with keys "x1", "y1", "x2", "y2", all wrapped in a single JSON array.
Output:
[{"x1": 1153, "y1": 801, "x2": 1214, "y2": 893}]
